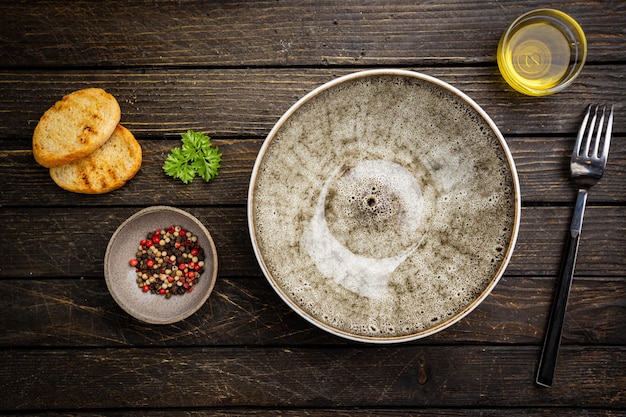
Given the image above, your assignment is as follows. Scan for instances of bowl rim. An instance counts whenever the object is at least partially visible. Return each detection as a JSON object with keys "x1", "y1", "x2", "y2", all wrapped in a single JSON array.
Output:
[
  {"x1": 247, "y1": 69, "x2": 521, "y2": 343},
  {"x1": 104, "y1": 205, "x2": 218, "y2": 324}
]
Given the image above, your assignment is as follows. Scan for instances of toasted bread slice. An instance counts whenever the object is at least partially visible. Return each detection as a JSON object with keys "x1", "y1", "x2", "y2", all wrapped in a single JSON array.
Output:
[
  {"x1": 49, "y1": 125, "x2": 142, "y2": 194},
  {"x1": 33, "y1": 88, "x2": 121, "y2": 167}
]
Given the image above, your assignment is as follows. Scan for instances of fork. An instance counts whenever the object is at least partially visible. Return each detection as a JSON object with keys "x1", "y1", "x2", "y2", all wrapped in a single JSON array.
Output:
[{"x1": 536, "y1": 104, "x2": 615, "y2": 387}]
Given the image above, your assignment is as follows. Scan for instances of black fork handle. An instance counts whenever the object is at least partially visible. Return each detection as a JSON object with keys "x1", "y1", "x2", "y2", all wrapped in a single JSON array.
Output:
[{"x1": 536, "y1": 188, "x2": 588, "y2": 387}]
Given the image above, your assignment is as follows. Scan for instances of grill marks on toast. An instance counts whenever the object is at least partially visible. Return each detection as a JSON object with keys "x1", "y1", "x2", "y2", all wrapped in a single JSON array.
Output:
[
  {"x1": 33, "y1": 88, "x2": 121, "y2": 168},
  {"x1": 49, "y1": 125, "x2": 142, "y2": 194},
  {"x1": 32, "y1": 88, "x2": 142, "y2": 193}
]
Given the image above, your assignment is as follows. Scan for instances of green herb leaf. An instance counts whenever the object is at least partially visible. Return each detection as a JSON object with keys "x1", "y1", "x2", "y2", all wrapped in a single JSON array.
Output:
[{"x1": 163, "y1": 130, "x2": 222, "y2": 184}]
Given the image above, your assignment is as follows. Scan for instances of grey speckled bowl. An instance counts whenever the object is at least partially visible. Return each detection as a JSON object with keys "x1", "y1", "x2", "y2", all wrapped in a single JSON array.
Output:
[
  {"x1": 248, "y1": 69, "x2": 520, "y2": 343},
  {"x1": 105, "y1": 206, "x2": 218, "y2": 324}
]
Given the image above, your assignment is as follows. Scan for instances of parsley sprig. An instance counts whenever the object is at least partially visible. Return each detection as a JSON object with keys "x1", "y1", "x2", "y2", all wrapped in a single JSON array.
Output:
[{"x1": 163, "y1": 130, "x2": 222, "y2": 184}]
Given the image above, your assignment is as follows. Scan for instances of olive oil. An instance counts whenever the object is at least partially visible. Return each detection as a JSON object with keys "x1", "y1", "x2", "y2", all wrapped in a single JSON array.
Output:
[
  {"x1": 497, "y1": 9, "x2": 586, "y2": 96},
  {"x1": 502, "y1": 22, "x2": 570, "y2": 90}
]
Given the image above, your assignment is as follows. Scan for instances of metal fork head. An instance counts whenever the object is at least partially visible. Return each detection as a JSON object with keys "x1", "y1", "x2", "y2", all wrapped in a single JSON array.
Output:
[{"x1": 571, "y1": 104, "x2": 614, "y2": 188}]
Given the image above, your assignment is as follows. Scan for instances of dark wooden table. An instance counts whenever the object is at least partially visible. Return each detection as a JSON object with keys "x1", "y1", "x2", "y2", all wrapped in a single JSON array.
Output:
[{"x1": 1, "y1": 1, "x2": 625, "y2": 415}]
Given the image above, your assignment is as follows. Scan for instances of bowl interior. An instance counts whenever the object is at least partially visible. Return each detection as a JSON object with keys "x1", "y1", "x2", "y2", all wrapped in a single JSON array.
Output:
[{"x1": 105, "y1": 206, "x2": 218, "y2": 324}]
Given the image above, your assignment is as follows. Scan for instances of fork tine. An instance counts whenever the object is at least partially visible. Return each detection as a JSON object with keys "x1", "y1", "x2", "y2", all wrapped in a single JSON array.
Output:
[
  {"x1": 600, "y1": 104, "x2": 614, "y2": 160},
  {"x1": 574, "y1": 105, "x2": 592, "y2": 157},
  {"x1": 582, "y1": 105, "x2": 599, "y2": 157},
  {"x1": 591, "y1": 105, "x2": 605, "y2": 158}
]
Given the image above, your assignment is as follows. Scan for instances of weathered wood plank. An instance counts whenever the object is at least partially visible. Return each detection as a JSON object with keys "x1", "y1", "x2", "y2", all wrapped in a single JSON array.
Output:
[
  {"x1": 0, "y1": 67, "x2": 624, "y2": 139},
  {"x1": 0, "y1": 139, "x2": 256, "y2": 207},
  {"x1": 0, "y1": 276, "x2": 623, "y2": 347},
  {"x1": 1, "y1": 134, "x2": 625, "y2": 206},
  {"x1": 0, "y1": 206, "x2": 624, "y2": 278},
  {"x1": 1, "y1": 1, "x2": 624, "y2": 68},
  {"x1": 0, "y1": 206, "x2": 258, "y2": 278},
  {"x1": 511, "y1": 206, "x2": 626, "y2": 276},
  {"x1": 510, "y1": 136, "x2": 626, "y2": 204},
  {"x1": 0, "y1": 346, "x2": 623, "y2": 410},
  {"x1": 6, "y1": 409, "x2": 624, "y2": 417}
]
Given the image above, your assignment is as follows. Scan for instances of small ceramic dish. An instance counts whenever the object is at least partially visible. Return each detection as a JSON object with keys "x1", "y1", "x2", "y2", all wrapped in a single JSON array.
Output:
[
  {"x1": 105, "y1": 206, "x2": 218, "y2": 324},
  {"x1": 497, "y1": 9, "x2": 587, "y2": 96}
]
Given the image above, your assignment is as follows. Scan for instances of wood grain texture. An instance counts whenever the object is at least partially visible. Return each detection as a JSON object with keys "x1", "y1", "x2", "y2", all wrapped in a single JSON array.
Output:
[
  {"x1": 0, "y1": 206, "x2": 624, "y2": 278},
  {"x1": 0, "y1": 276, "x2": 623, "y2": 347},
  {"x1": 1, "y1": 135, "x2": 626, "y2": 206},
  {"x1": 1, "y1": 67, "x2": 625, "y2": 139},
  {"x1": 3, "y1": 410, "x2": 624, "y2": 417},
  {"x1": 0, "y1": 346, "x2": 624, "y2": 411},
  {"x1": 0, "y1": 0, "x2": 624, "y2": 414},
  {"x1": 1, "y1": 1, "x2": 624, "y2": 68}
]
